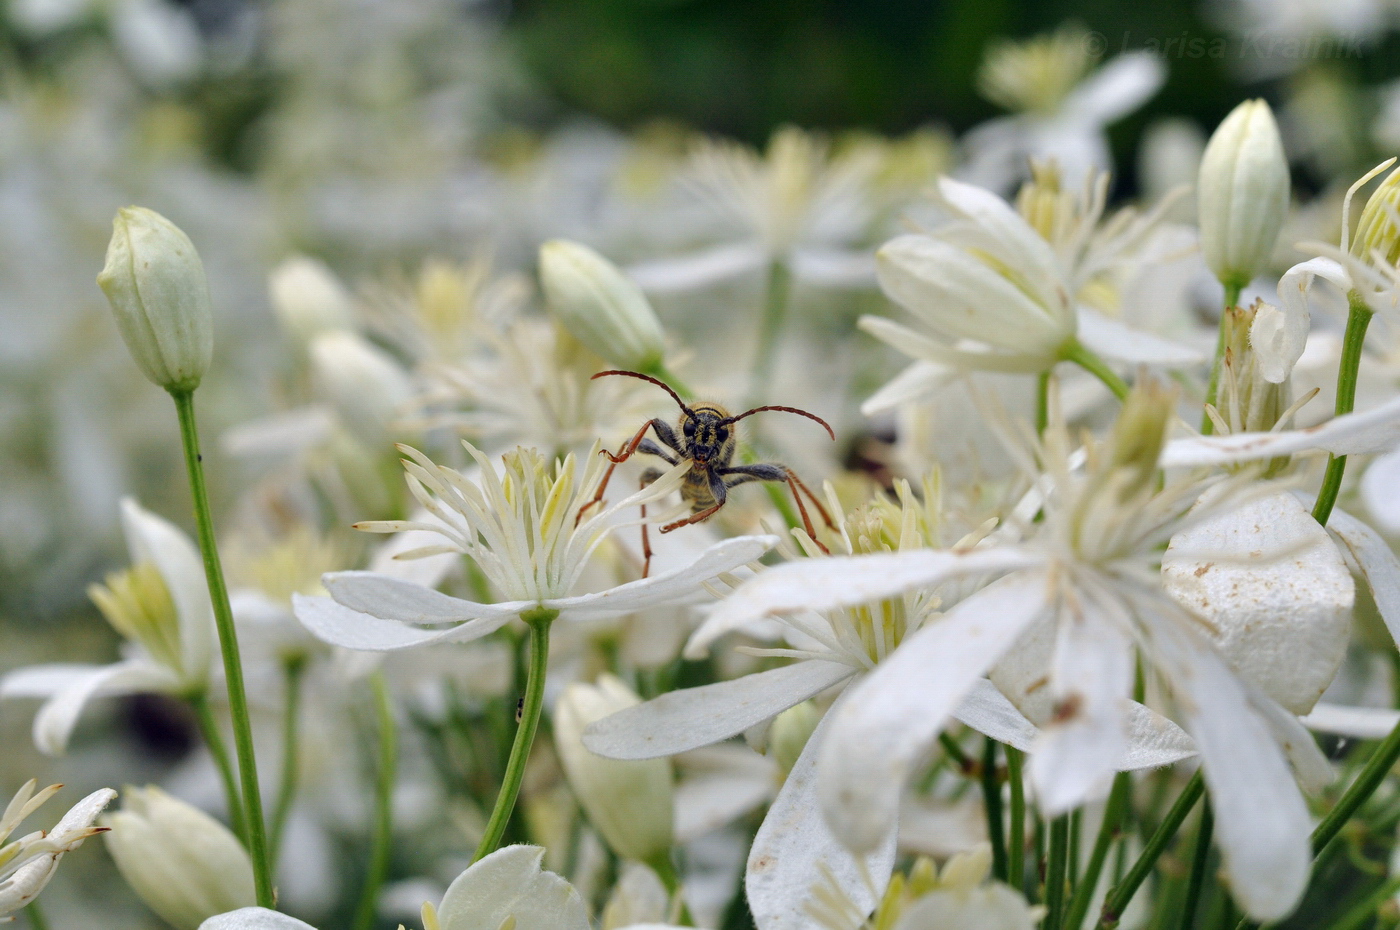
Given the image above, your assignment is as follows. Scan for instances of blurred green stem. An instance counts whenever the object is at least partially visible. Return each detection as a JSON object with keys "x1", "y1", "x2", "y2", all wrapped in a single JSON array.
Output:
[
  {"x1": 1064, "y1": 772, "x2": 1133, "y2": 930},
  {"x1": 352, "y1": 671, "x2": 397, "y2": 930},
  {"x1": 1101, "y1": 771, "x2": 1205, "y2": 929},
  {"x1": 1179, "y1": 800, "x2": 1213, "y2": 930},
  {"x1": 747, "y1": 259, "x2": 792, "y2": 410},
  {"x1": 1061, "y1": 340, "x2": 1130, "y2": 401},
  {"x1": 271, "y1": 654, "x2": 307, "y2": 860},
  {"x1": 25, "y1": 901, "x2": 49, "y2": 930},
  {"x1": 190, "y1": 692, "x2": 247, "y2": 844},
  {"x1": 982, "y1": 738, "x2": 1008, "y2": 882},
  {"x1": 171, "y1": 387, "x2": 274, "y2": 909},
  {"x1": 1202, "y1": 281, "x2": 1244, "y2": 435},
  {"x1": 1007, "y1": 747, "x2": 1026, "y2": 894},
  {"x1": 1313, "y1": 290, "x2": 1373, "y2": 526}
]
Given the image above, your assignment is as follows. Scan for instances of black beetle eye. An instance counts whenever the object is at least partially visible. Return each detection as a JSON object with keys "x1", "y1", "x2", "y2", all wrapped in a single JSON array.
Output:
[
  {"x1": 683, "y1": 420, "x2": 696, "y2": 437},
  {"x1": 716, "y1": 428, "x2": 729, "y2": 443}
]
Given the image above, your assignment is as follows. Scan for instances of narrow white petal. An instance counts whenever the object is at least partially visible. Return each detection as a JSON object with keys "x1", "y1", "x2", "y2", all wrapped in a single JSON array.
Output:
[
  {"x1": 747, "y1": 693, "x2": 896, "y2": 930},
  {"x1": 860, "y1": 361, "x2": 958, "y2": 415},
  {"x1": 1077, "y1": 308, "x2": 1206, "y2": 366},
  {"x1": 952, "y1": 679, "x2": 1039, "y2": 750},
  {"x1": 583, "y1": 661, "x2": 856, "y2": 760},
  {"x1": 437, "y1": 845, "x2": 590, "y2": 930},
  {"x1": 674, "y1": 746, "x2": 778, "y2": 843},
  {"x1": 707, "y1": 547, "x2": 1041, "y2": 633},
  {"x1": 790, "y1": 247, "x2": 876, "y2": 286},
  {"x1": 1273, "y1": 257, "x2": 1350, "y2": 383},
  {"x1": 1029, "y1": 608, "x2": 1133, "y2": 816},
  {"x1": 323, "y1": 572, "x2": 530, "y2": 624},
  {"x1": 558, "y1": 536, "x2": 779, "y2": 618},
  {"x1": 1250, "y1": 301, "x2": 1306, "y2": 384},
  {"x1": 0, "y1": 664, "x2": 121, "y2": 698},
  {"x1": 120, "y1": 497, "x2": 213, "y2": 679},
  {"x1": 198, "y1": 908, "x2": 320, "y2": 930},
  {"x1": 27, "y1": 660, "x2": 178, "y2": 755},
  {"x1": 219, "y1": 406, "x2": 335, "y2": 458},
  {"x1": 819, "y1": 571, "x2": 1050, "y2": 852},
  {"x1": 627, "y1": 243, "x2": 767, "y2": 292},
  {"x1": 1156, "y1": 624, "x2": 1310, "y2": 921},
  {"x1": 1302, "y1": 703, "x2": 1400, "y2": 739},
  {"x1": 1360, "y1": 450, "x2": 1400, "y2": 535},
  {"x1": 1120, "y1": 703, "x2": 1198, "y2": 769},
  {"x1": 1063, "y1": 52, "x2": 1165, "y2": 124},
  {"x1": 1246, "y1": 688, "x2": 1334, "y2": 794},
  {"x1": 368, "y1": 508, "x2": 461, "y2": 589},
  {"x1": 1324, "y1": 506, "x2": 1400, "y2": 649},
  {"x1": 1161, "y1": 393, "x2": 1400, "y2": 467},
  {"x1": 292, "y1": 594, "x2": 515, "y2": 652}
]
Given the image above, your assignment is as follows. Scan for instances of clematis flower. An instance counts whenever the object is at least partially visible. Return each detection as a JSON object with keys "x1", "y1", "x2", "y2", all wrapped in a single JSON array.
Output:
[
  {"x1": 292, "y1": 441, "x2": 778, "y2": 652},
  {"x1": 673, "y1": 382, "x2": 1331, "y2": 921},
  {"x1": 197, "y1": 845, "x2": 686, "y2": 930},
  {"x1": 860, "y1": 174, "x2": 1202, "y2": 413},
  {"x1": 0, "y1": 498, "x2": 213, "y2": 754},
  {"x1": 585, "y1": 479, "x2": 1195, "y2": 930},
  {"x1": 1, "y1": 781, "x2": 117, "y2": 921}
]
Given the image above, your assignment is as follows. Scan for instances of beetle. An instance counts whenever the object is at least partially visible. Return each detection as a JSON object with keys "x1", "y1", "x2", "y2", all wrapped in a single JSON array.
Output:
[{"x1": 582, "y1": 369, "x2": 837, "y2": 576}]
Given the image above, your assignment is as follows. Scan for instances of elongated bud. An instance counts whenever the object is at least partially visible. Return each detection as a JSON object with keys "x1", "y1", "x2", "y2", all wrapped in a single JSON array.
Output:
[
  {"x1": 554, "y1": 675, "x2": 673, "y2": 862},
  {"x1": 769, "y1": 700, "x2": 820, "y2": 776},
  {"x1": 309, "y1": 330, "x2": 413, "y2": 446},
  {"x1": 1351, "y1": 166, "x2": 1400, "y2": 267},
  {"x1": 539, "y1": 240, "x2": 665, "y2": 371},
  {"x1": 1198, "y1": 100, "x2": 1290, "y2": 292},
  {"x1": 1107, "y1": 378, "x2": 1175, "y2": 497},
  {"x1": 98, "y1": 207, "x2": 214, "y2": 391},
  {"x1": 269, "y1": 257, "x2": 354, "y2": 344},
  {"x1": 102, "y1": 786, "x2": 255, "y2": 930}
]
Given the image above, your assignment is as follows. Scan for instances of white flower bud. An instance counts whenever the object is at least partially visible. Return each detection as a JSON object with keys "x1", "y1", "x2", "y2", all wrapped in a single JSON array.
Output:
[
  {"x1": 553, "y1": 675, "x2": 674, "y2": 863},
  {"x1": 539, "y1": 240, "x2": 665, "y2": 371},
  {"x1": 768, "y1": 700, "x2": 820, "y2": 776},
  {"x1": 97, "y1": 207, "x2": 214, "y2": 392},
  {"x1": 102, "y1": 786, "x2": 255, "y2": 930},
  {"x1": 1198, "y1": 99, "x2": 1290, "y2": 292},
  {"x1": 309, "y1": 330, "x2": 413, "y2": 446},
  {"x1": 268, "y1": 257, "x2": 354, "y2": 345}
]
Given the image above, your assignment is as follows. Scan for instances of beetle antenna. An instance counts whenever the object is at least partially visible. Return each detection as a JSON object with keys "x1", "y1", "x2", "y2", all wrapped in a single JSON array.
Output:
[
  {"x1": 591, "y1": 370, "x2": 696, "y2": 418},
  {"x1": 723, "y1": 405, "x2": 835, "y2": 440}
]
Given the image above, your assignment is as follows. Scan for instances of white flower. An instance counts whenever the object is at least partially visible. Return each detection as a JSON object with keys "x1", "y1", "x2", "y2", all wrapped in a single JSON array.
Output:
[
  {"x1": 0, "y1": 498, "x2": 213, "y2": 754},
  {"x1": 963, "y1": 27, "x2": 1164, "y2": 193},
  {"x1": 292, "y1": 442, "x2": 777, "y2": 652},
  {"x1": 0, "y1": 781, "x2": 117, "y2": 921},
  {"x1": 103, "y1": 786, "x2": 255, "y2": 930},
  {"x1": 682, "y1": 385, "x2": 1330, "y2": 921}
]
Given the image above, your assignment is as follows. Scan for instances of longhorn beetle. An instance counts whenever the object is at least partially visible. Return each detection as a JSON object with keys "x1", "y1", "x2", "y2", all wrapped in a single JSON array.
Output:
[{"x1": 581, "y1": 369, "x2": 837, "y2": 577}]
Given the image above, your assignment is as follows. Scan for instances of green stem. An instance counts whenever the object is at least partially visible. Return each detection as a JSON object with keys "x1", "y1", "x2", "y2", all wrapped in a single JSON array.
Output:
[
  {"x1": 1312, "y1": 292, "x2": 1374, "y2": 526},
  {"x1": 170, "y1": 387, "x2": 274, "y2": 909},
  {"x1": 271, "y1": 655, "x2": 307, "y2": 860},
  {"x1": 1179, "y1": 800, "x2": 1213, "y2": 930},
  {"x1": 1325, "y1": 873, "x2": 1400, "y2": 930},
  {"x1": 474, "y1": 608, "x2": 556, "y2": 860},
  {"x1": 649, "y1": 854, "x2": 697, "y2": 927},
  {"x1": 746, "y1": 259, "x2": 792, "y2": 410},
  {"x1": 25, "y1": 901, "x2": 49, "y2": 930},
  {"x1": 1008, "y1": 747, "x2": 1027, "y2": 895},
  {"x1": 982, "y1": 737, "x2": 1009, "y2": 882},
  {"x1": 190, "y1": 692, "x2": 247, "y2": 844},
  {"x1": 1065, "y1": 772, "x2": 1134, "y2": 930},
  {"x1": 1101, "y1": 772, "x2": 1206, "y2": 929},
  {"x1": 1061, "y1": 340, "x2": 1131, "y2": 401},
  {"x1": 1036, "y1": 370, "x2": 1051, "y2": 435},
  {"x1": 1202, "y1": 283, "x2": 1243, "y2": 435},
  {"x1": 939, "y1": 732, "x2": 973, "y2": 772},
  {"x1": 1047, "y1": 815, "x2": 1072, "y2": 930},
  {"x1": 352, "y1": 672, "x2": 397, "y2": 930}
]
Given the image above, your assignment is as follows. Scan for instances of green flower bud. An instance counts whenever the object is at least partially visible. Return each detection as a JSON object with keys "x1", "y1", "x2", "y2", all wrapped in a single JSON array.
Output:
[
  {"x1": 539, "y1": 240, "x2": 665, "y2": 371},
  {"x1": 97, "y1": 207, "x2": 214, "y2": 392},
  {"x1": 102, "y1": 786, "x2": 255, "y2": 930},
  {"x1": 1198, "y1": 100, "x2": 1290, "y2": 293}
]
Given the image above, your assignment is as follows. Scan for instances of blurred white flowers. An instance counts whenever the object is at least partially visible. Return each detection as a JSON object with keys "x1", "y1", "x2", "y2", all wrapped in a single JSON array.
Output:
[{"x1": 0, "y1": 781, "x2": 116, "y2": 921}]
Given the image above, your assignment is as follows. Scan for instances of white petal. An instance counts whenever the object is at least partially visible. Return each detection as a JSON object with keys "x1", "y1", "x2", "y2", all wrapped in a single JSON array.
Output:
[
  {"x1": 584, "y1": 660, "x2": 855, "y2": 760},
  {"x1": 1155, "y1": 624, "x2": 1311, "y2": 921},
  {"x1": 21, "y1": 660, "x2": 178, "y2": 755},
  {"x1": 627, "y1": 243, "x2": 767, "y2": 292},
  {"x1": 1302, "y1": 703, "x2": 1400, "y2": 739},
  {"x1": 198, "y1": 908, "x2": 319, "y2": 930},
  {"x1": 1029, "y1": 607, "x2": 1133, "y2": 816},
  {"x1": 1325, "y1": 506, "x2": 1400, "y2": 650},
  {"x1": 859, "y1": 361, "x2": 958, "y2": 416},
  {"x1": 1162, "y1": 492, "x2": 1353, "y2": 715},
  {"x1": 951, "y1": 679, "x2": 1040, "y2": 750},
  {"x1": 368, "y1": 508, "x2": 461, "y2": 589},
  {"x1": 220, "y1": 406, "x2": 335, "y2": 458},
  {"x1": 1272, "y1": 257, "x2": 1350, "y2": 383},
  {"x1": 1077, "y1": 308, "x2": 1206, "y2": 366},
  {"x1": 1063, "y1": 52, "x2": 1165, "y2": 125},
  {"x1": 747, "y1": 693, "x2": 896, "y2": 930},
  {"x1": 1250, "y1": 301, "x2": 1306, "y2": 384},
  {"x1": 674, "y1": 746, "x2": 776, "y2": 843},
  {"x1": 706, "y1": 546, "x2": 1041, "y2": 634},
  {"x1": 1120, "y1": 703, "x2": 1199, "y2": 770},
  {"x1": 50, "y1": 787, "x2": 118, "y2": 840},
  {"x1": 1360, "y1": 450, "x2": 1400, "y2": 535},
  {"x1": 1246, "y1": 689, "x2": 1334, "y2": 794},
  {"x1": 120, "y1": 497, "x2": 213, "y2": 680},
  {"x1": 0, "y1": 856, "x2": 61, "y2": 919},
  {"x1": 292, "y1": 594, "x2": 515, "y2": 652},
  {"x1": 557, "y1": 536, "x2": 779, "y2": 618},
  {"x1": 324, "y1": 572, "x2": 530, "y2": 625},
  {"x1": 1160, "y1": 393, "x2": 1400, "y2": 467},
  {"x1": 437, "y1": 845, "x2": 589, "y2": 930},
  {"x1": 819, "y1": 571, "x2": 1050, "y2": 852},
  {"x1": 858, "y1": 315, "x2": 1044, "y2": 374},
  {"x1": 790, "y1": 247, "x2": 877, "y2": 286}
]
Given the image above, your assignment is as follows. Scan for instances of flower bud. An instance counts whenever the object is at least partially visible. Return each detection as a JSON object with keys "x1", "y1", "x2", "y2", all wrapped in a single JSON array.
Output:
[
  {"x1": 539, "y1": 240, "x2": 665, "y2": 371},
  {"x1": 768, "y1": 700, "x2": 820, "y2": 776},
  {"x1": 97, "y1": 207, "x2": 214, "y2": 392},
  {"x1": 1198, "y1": 100, "x2": 1290, "y2": 292},
  {"x1": 309, "y1": 330, "x2": 413, "y2": 447},
  {"x1": 1351, "y1": 165, "x2": 1400, "y2": 267},
  {"x1": 102, "y1": 786, "x2": 255, "y2": 930},
  {"x1": 1107, "y1": 378, "x2": 1175, "y2": 496},
  {"x1": 553, "y1": 675, "x2": 673, "y2": 863},
  {"x1": 268, "y1": 257, "x2": 354, "y2": 345}
]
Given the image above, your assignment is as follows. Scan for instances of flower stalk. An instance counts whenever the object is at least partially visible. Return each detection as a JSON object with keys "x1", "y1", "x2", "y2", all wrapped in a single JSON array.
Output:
[
  {"x1": 1312, "y1": 290, "x2": 1374, "y2": 525},
  {"x1": 270, "y1": 655, "x2": 307, "y2": 861},
  {"x1": 1063, "y1": 772, "x2": 1133, "y2": 930},
  {"x1": 981, "y1": 737, "x2": 1009, "y2": 883},
  {"x1": 351, "y1": 671, "x2": 396, "y2": 930},
  {"x1": 473, "y1": 607, "x2": 557, "y2": 861},
  {"x1": 171, "y1": 388, "x2": 275, "y2": 909},
  {"x1": 190, "y1": 692, "x2": 247, "y2": 846},
  {"x1": 747, "y1": 258, "x2": 792, "y2": 409},
  {"x1": 1061, "y1": 339, "x2": 1131, "y2": 400},
  {"x1": 1100, "y1": 771, "x2": 1205, "y2": 929}
]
